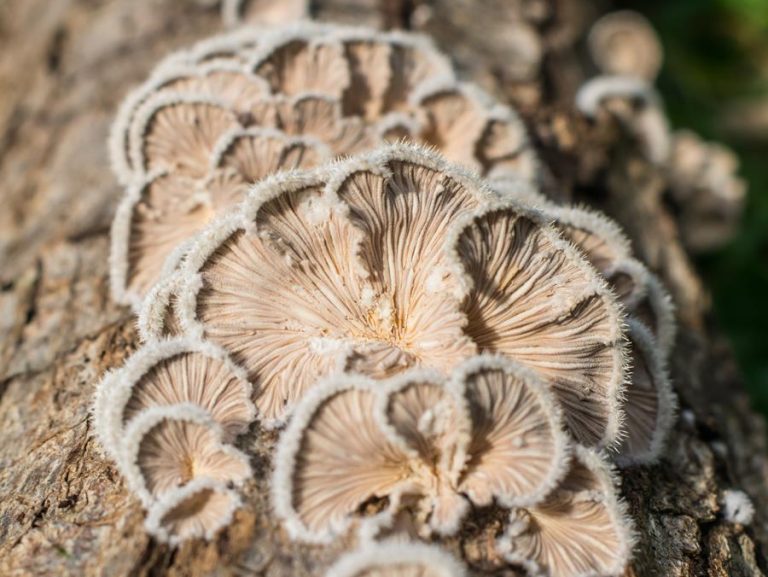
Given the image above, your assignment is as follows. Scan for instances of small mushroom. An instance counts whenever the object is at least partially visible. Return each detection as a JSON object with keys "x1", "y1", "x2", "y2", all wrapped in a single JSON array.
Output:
[
  {"x1": 143, "y1": 144, "x2": 625, "y2": 441},
  {"x1": 120, "y1": 403, "x2": 251, "y2": 505},
  {"x1": 588, "y1": 11, "x2": 664, "y2": 82},
  {"x1": 325, "y1": 541, "x2": 467, "y2": 577},
  {"x1": 144, "y1": 477, "x2": 242, "y2": 545},
  {"x1": 222, "y1": 0, "x2": 308, "y2": 28},
  {"x1": 271, "y1": 354, "x2": 569, "y2": 542},
  {"x1": 92, "y1": 336, "x2": 255, "y2": 464},
  {"x1": 498, "y1": 446, "x2": 636, "y2": 577}
]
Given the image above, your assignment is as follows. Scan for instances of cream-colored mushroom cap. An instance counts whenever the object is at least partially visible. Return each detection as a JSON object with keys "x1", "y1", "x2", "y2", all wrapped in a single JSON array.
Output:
[
  {"x1": 272, "y1": 354, "x2": 569, "y2": 543},
  {"x1": 588, "y1": 10, "x2": 664, "y2": 82},
  {"x1": 120, "y1": 403, "x2": 251, "y2": 505},
  {"x1": 145, "y1": 144, "x2": 625, "y2": 444},
  {"x1": 325, "y1": 541, "x2": 467, "y2": 577},
  {"x1": 144, "y1": 477, "x2": 242, "y2": 545},
  {"x1": 498, "y1": 446, "x2": 635, "y2": 577},
  {"x1": 92, "y1": 337, "x2": 255, "y2": 463}
]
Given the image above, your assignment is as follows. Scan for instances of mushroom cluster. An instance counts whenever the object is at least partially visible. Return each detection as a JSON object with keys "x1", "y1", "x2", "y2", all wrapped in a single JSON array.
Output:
[
  {"x1": 94, "y1": 20, "x2": 679, "y2": 576},
  {"x1": 109, "y1": 22, "x2": 537, "y2": 309}
]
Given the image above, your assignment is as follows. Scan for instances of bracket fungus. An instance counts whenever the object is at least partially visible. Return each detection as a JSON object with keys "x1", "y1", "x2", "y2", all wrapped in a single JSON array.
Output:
[
  {"x1": 326, "y1": 541, "x2": 467, "y2": 577},
  {"x1": 142, "y1": 144, "x2": 626, "y2": 446},
  {"x1": 272, "y1": 355, "x2": 569, "y2": 543},
  {"x1": 109, "y1": 23, "x2": 537, "y2": 307},
  {"x1": 498, "y1": 446, "x2": 635, "y2": 577}
]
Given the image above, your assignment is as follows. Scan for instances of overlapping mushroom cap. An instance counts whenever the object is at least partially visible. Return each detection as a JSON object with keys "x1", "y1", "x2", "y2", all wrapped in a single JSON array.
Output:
[
  {"x1": 109, "y1": 23, "x2": 537, "y2": 307},
  {"x1": 142, "y1": 144, "x2": 626, "y2": 446},
  {"x1": 92, "y1": 337, "x2": 256, "y2": 540},
  {"x1": 498, "y1": 446, "x2": 635, "y2": 577},
  {"x1": 326, "y1": 541, "x2": 467, "y2": 577},
  {"x1": 272, "y1": 355, "x2": 569, "y2": 542}
]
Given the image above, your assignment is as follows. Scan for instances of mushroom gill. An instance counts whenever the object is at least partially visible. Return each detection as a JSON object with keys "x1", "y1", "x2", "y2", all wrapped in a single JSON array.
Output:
[
  {"x1": 325, "y1": 541, "x2": 467, "y2": 577},
  {"x1": 146, "y1": 145, "x2": 625, "y2": 441},
  {"x1": 498, "y1": 446, "x2": 635, "y2": 577},
  {"x1": 272, "y1": 354, "x2": 568, "y2": 542}
]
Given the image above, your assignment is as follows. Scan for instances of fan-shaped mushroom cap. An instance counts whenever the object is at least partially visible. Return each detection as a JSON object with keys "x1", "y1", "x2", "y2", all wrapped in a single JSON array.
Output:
[
  {"x1": 588, "y1": 11, "x2": 663, "y2": 82},
  {"x1": 120, "y1": 403, "x2": 251, "y2": 505},
  {"x1": 144, "y1": 477, "x2": 242, "y2": 545},
  {"x1": 272, "y1": 354, "x2": 569, "y2": 543},
  {"x1": 498, "y1": 446, "x2": 635, "y2": 577},
  {"x1": 326, "y1": 541, "x2": 467, "y2": 577},
  {"x1": 629, "y1": 272, "x2": 676, "y2": 358},
  {"x1": 92, "y1": 337, "x2": 255, "y2": 463},
  {"x1": 110, "y1": 24, "x2": 540, "y2": 307},
  {"x1": 615, "y1": 321, "x2": 676, "y2": 466},
  {"x1": 143, "y1": 144, "x2": 625, "y2": 442}
]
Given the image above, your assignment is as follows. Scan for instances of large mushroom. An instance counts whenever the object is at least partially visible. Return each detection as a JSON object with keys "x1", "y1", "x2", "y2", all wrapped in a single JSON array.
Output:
[{"x1": 143, "y1": 144, "x2": 626, "y2": 444}]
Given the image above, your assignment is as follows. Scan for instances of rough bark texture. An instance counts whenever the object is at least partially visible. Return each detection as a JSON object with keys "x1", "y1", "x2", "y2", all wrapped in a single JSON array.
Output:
[{"x1": 0, "y1": 1, "x2": 766, "y2": 576}]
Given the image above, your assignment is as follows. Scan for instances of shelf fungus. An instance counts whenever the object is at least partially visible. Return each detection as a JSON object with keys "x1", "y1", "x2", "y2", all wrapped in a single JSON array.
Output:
[
  {"x1": 141, "y1": 144, "x2": 626, "y2": 444},
  {"x1": 325, "y1": 541, "x2": 467, "y2": 577},
  {"x1": 497, "y1": 447, "x2": 635, "y2": 577},
  {"x1": 109, "y1": 23, "x2": 538, "y2": 307},
  {"x1": 272, "y1": 355, "x2": 569, "y2": 543}
]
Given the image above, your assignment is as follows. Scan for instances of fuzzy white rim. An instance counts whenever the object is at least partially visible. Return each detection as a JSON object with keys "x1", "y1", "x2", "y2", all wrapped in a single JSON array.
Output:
[
  {"x1": 325, "y1": 540, "x2": 467, "y2": 577},
  {"x1": 615, "y1": 319, "x2": 677, "y2": 467},
  {"x1": 144, "y1": 476, "x2": 242, "y2": 545}
]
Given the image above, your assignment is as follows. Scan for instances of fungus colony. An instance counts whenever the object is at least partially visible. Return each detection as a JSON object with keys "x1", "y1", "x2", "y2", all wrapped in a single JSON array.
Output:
[{"x1": 94, "y1": 21, "x2": 678, "y2": 577}]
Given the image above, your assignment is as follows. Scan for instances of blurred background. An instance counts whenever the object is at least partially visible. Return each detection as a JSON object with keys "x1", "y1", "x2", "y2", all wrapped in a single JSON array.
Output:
[{"x1": 619, "y1": 0, "x2": 768, "y2": 413}]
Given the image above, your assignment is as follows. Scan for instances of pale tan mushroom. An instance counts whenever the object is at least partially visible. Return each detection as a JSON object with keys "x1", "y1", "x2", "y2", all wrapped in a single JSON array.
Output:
[
  {"x1": 111, "y1": 24, "x2": 539, "y2": 308},
  {"x1": 121, "y1": 403, "x2": 251, "y2": 505},
  {"x1": 272, "y1": 354, "x2": 569, "y2": 542},
  {"x1": 498, "y1": 446, "x2": 635, "y2": 577},
  {"x1": 588, "y1": 10, "x2": 664, "y2": 82},
  {"x1": 92, "y1": 337, "x2": 255, "y2": 464},
  {"x1": 144, "y1": 145, "x2": 625, "y2": 441},
  {"x1": 325, "y1": 541, "x2": 467, "y2": 577},
  {"x1": 144, "y1": 477, "x2": 242, "y2": 545}
]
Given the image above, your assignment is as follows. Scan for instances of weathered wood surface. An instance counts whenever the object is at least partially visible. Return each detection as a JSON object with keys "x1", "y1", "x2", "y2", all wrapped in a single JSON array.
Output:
[{"x1": 0, "y1": 1, "x2": 765, "y2": 575}]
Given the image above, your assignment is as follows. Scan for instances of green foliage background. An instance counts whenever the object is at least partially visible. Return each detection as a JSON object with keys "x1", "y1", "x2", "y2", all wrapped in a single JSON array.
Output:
[{"x1": 622, "y1": 0, "x2": 768, "y2": 411}]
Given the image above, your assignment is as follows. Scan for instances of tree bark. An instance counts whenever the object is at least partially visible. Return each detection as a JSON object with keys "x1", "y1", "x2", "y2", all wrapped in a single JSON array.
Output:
[{"x1": 0, "y1": 1, "x2": 765, "y2": 576}]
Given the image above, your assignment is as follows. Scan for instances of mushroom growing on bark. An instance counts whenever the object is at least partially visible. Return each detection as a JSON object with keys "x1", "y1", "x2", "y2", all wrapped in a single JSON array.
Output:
[
  {"x1": 272, "y1": 355, "x2": 569, "y2": 542},
  {"x1": 326, "y1": 541, "x2": 467, "y2": 577},
  {"x1": 109, "y1": 23, "x2": 537, "y2": 308},
  {"x1": 498, "y1": 446, "x2": 635, "y2": 577},
  {"x1": 143, "y1": 144, "x2": 626, "y2": 444},
  {"x1": 588, "y1": 10, "x2": 663, "y2": 82}
]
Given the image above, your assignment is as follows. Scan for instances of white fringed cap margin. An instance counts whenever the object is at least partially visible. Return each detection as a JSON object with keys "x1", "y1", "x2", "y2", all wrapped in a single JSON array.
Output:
[{"x1": 325, "y1": 540, "x2": 468, "y2": 577}]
